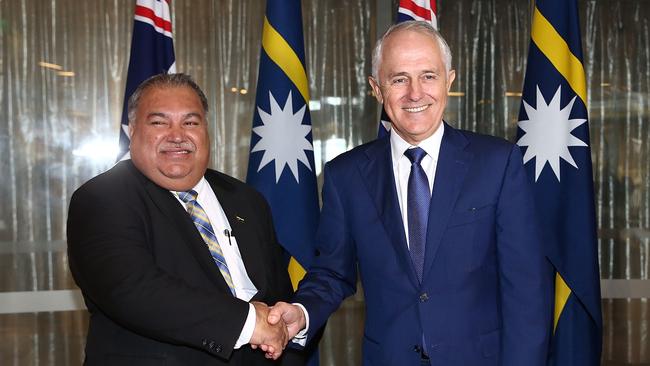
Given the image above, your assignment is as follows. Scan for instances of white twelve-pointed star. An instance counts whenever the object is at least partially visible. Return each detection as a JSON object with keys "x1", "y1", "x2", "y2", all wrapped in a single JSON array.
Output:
[
  {"x1": 251, "y1": 91, "x2": 313, "y2": 183},
  {"x1": 517, "y1": 85, "x2": 588, "y2": 182}
]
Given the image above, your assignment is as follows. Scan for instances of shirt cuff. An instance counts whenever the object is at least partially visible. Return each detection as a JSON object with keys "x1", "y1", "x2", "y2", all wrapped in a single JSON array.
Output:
[
  {"x1": 291, "y1": 303, "x2": 309, "y2": 346},
  {"x1": 234, "y1": 303, "x2": 256, "y2": 349}
]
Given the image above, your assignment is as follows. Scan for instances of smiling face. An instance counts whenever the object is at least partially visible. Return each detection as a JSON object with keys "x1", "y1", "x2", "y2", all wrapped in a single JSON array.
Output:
[
  {"x1": 369, "y1": 28, "x2": 455, "y2": 145},
  {"x1": 128, "y1": 85, "x2": 210, "y2": 191}
]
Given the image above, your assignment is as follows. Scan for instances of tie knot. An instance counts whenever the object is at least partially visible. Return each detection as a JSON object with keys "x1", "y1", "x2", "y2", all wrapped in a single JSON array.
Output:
[
  {"x1": 178, "y1": 190, "x2": 198, "y2": 203},
  {"x1": 404, "y1": 147, "x2": 427, "y2": 165}
]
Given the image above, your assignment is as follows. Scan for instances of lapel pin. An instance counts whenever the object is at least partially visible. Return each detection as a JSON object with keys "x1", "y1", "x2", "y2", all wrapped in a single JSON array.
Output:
[{"x1": 235, "y1": 215, "x2": 245, "y2": 223}]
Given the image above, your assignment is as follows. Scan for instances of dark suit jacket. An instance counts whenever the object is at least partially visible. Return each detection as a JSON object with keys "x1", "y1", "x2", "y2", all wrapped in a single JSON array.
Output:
[
  {"x1": 67, "y1": 160, "x2": 303, "y2": 366},
  {"x1": 293, "y1": 123, "x2": 552, "y2": 366}
]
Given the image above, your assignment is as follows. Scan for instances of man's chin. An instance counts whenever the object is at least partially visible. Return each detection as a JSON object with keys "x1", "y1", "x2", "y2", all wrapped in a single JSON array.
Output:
[{"x1": 147, "y1": 166, "x2": 200, "y2": 191}]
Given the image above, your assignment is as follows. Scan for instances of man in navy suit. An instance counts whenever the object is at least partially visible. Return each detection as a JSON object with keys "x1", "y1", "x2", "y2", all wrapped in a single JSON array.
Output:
[{"x1": 268, "y1": 21, "x2": 552, "y2": 365}]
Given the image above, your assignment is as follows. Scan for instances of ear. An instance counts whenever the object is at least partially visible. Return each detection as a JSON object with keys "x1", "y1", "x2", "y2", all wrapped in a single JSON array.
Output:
[
  {"x1": 128, "y1": 123, "x2": 135, "y2": 139},
  {"x1": 446, "y1": 69, "x2": 456, "y2": 91},
  {"x1": 368, "y1": 77, "x2": 384, "y2": 104}
]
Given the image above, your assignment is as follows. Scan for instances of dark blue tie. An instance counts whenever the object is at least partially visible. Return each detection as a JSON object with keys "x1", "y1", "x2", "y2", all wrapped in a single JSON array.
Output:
[{"x1": 404, "y1": 147, "x2": 431, "y2": 283}]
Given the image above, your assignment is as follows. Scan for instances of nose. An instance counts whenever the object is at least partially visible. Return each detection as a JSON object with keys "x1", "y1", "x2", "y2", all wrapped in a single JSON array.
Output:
[
  {"x1": 407, "y1": 79, "x2": 424, "y2": 101},
  {"x1": 167, "y1": 124, "x2": 184, "y2": 142}
]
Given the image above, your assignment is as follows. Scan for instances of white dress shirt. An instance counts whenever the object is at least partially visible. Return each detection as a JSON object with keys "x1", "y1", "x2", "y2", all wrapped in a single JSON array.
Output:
[
  {"x1": 390, "y1": 123, "x2": 444, "y2": 248},
  {"x1": 173, "y1": 178, "x2": 258, "y2": 348},
  {"x1": 296, "y1": 124, "x2": 446, "y2": 339}
]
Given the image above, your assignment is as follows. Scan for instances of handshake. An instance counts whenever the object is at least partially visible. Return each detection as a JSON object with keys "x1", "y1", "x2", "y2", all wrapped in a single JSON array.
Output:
[{"x1": 249, "y1": 301, "x2": 306, "y2": 360}]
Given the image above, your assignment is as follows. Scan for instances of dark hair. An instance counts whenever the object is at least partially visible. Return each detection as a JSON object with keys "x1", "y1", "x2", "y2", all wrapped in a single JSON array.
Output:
[{"x1": 127, "y1": 73, "x2": 209, "y2": 123}]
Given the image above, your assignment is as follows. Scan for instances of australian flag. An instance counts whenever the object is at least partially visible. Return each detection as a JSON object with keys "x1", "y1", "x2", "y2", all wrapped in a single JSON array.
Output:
[
  {"x1": 378, "y1": 0, "x2": 437, "y2": 138},
  {"x1": 117, "y1": 0, "x2": 176, "y2": 161},
  {"x1": 516, "y1": 0, "x2": 602, "y2": 364}
]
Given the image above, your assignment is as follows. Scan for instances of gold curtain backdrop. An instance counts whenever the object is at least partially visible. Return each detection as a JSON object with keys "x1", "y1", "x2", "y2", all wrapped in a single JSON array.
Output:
[{"x1": 0, "y1": 0, "x2": 648, "y2": 365}]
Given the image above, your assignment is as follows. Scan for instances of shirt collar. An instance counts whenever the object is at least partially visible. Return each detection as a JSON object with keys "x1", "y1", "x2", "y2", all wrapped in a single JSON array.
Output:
[
  {"x1": 390, "y1": 122, "x2": 445, "y2": 163},
  {"x1": 173, "y1": 177, "x2": 208, "y2": 199}
]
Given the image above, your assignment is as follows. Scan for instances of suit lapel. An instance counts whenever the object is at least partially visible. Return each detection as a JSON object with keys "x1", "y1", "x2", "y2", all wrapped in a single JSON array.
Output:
[
  {"x1": 136, "y1": 168, "x2": 233, "y2": 292},
  {"x1": 360, "y1": 138, "x2": 419, "y2": 287},
  {"x1": 422, "y1": 124, "x2": 472, "y2": 279},
  {"x1": 205, "y1": 171, "x2": 269, "y2": 296}
]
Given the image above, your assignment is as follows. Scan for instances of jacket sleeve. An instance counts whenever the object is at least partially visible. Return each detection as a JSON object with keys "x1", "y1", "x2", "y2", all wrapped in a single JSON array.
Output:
[
  {"x1": 292, "y1": 162, "x2": 358, "y2": 342},
  {"x1": 495, "y1": 144, "x2": 553, "y2": 366}
]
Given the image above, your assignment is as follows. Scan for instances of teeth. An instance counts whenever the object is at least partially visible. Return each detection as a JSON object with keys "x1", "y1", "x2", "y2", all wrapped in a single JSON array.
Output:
[{"x1": 403, "y1": 105, "x2": 429, "y2": 113}]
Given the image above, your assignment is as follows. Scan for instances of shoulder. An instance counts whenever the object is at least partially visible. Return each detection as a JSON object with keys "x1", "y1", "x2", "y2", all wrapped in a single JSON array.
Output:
[
  {"x1": 449, "y1": 125, "x2": 515, "y2": 153},
  {"x1": 443, "y1": 125, "x2": 528, "y2": 191},
  {"x1": 326, "y1": 136, "x2": 389, "y2": 170},
  {"x1": 204, "y1": 169, "x2": 259, "y2": 195},
  {"x1": 444, "y1": 124, "x2": 522, "y2": 165},
  {"x1": 68, "y1": 161, "x2": 154, "y2": 227},
  {"x1": 204, "y1": 169, "x2": 268, "y2": 205},
  {"x1": 72, "y1": 160, "x2": 143, "y2": 200}
]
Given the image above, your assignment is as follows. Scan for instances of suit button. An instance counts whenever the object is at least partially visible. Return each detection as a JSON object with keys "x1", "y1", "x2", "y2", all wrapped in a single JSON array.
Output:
[
  {"x1": 420, "y1": 292, "x2": 429, "y2": 302},
  {"x1": 215, "y1": 345, "x2": 223, "y2": 353}
]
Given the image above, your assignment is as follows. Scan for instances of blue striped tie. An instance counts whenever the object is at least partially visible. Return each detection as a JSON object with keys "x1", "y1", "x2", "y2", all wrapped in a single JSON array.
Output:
[
  {"x1": 178, "y1": 190, "x2": 235, "y2": 295},
  {"x1": 405, "y1": 147, "x2": 430, "y2": 283}
]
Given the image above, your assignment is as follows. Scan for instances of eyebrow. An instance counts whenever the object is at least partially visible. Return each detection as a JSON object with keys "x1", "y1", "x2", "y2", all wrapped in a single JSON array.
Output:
[
  {"x1": 146, "y1": 112, "x2": 203, "y2": 119},
  {"x1": 387, "y1": 71, "x2": 410, "y2": 78},
  {"x1": 387, "y1": 68, "x2": 441, "y2": 78},
  {"x1": 181, "y1": 112, "x2": 203, "y2": 119},
  {"x1": 146, "y1": 112, "x2": 169, "y2": 119},
  {"x1": 419, "y1": 68, "x2": 441, "y2": 75}
]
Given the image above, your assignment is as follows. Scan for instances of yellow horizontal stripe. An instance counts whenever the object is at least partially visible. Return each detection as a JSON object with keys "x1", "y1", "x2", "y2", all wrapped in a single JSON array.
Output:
[
  {"x1": 553, "y1": 272, "x2": 572, "y2": 331},
  {"x1": 531, "y1": 7, "x2": 587, "y2": 106},
  {"x1": 262, "y1": 17, "x2": 310, "y2": 103},
  {"x1": 288, "y1": 257, "x2": 306, "y2": 290}
]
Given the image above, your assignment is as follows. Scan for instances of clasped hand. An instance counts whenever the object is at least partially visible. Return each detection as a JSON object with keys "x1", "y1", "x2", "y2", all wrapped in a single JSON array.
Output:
[{"x1": 249, "y1": 301, "x2": 306, "y2": 360}]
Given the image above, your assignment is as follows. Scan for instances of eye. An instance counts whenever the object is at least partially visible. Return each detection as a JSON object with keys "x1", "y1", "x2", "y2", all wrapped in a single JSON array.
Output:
[
  {"x1": 149, "y1": 120, "x2": 167, "y2": 126},
  {"x1": 421, "y1": 73, "x2": 438, "y2": 81},
  {"x1": 184, "y1": 120, "x2": 201, "y2": 126},
  {"x1": 391, "y1": 77, "x2": 409, "y2": 86}
]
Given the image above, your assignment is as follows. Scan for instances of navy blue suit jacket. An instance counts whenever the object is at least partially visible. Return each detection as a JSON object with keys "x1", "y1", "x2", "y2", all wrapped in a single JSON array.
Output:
[{"x1": 294, "y1": 123, "x2": 552, "y2": 365}]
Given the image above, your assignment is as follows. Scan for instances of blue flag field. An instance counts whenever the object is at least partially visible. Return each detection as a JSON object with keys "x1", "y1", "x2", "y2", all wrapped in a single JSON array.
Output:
[
  {"x1": 246, "y1": 0, "x2": 319, "y2": 293},
  {"x1": 247, "y1": 1, "x2": 320, "y2": 363},
  {"x1": 516, "y1": 0, "x2": 602, "y2": 364}
]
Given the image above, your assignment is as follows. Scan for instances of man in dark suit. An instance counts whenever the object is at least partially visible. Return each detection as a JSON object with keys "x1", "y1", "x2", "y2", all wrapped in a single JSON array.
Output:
[
  {"x1": 269, "y1": 21, "x2": 553, "y2": 365},
  {"x1": 67, "y1": 73, "x2": 301, "y2": 365}
]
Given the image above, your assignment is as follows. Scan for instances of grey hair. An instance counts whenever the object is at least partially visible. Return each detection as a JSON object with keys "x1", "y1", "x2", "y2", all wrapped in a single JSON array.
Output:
[
  {"x1": 371, "y1": 20, "x2": 453, "y2": 80},
  {"x1": 127, "y1": 73, "x2": 209, "y2": 124}
]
